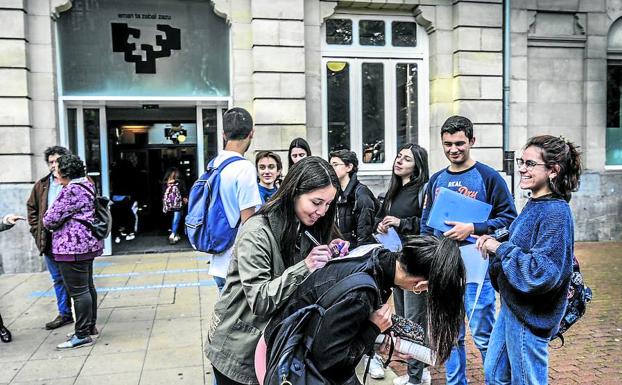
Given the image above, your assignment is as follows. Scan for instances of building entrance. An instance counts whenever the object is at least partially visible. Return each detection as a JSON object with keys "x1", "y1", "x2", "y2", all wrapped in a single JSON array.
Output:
[{"x1": 63, "y1": 102, "x2": 226, "y2": 255}]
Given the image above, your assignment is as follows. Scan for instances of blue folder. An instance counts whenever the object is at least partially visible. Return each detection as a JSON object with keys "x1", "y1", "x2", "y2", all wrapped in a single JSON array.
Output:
[{"x1": 426, "y1": 187, "x2": 492, "y2": 243}]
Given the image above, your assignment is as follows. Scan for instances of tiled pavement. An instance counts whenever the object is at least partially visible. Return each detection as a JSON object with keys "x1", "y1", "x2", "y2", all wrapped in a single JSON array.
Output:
[{"x1": 0, "y1": 242, "x2": 620, "y2": 385}]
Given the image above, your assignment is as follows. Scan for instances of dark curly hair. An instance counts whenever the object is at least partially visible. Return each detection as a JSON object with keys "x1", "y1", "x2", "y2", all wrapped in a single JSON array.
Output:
[
  {"x1": 43, "y1": 146, "x2": 70, "y2": 162},
  {"x1": 57, "y1": 154, "x2": 86, "y2": 180},
  {"x1": 524, "y1": 135, "x2": 582, "y2": 202}
]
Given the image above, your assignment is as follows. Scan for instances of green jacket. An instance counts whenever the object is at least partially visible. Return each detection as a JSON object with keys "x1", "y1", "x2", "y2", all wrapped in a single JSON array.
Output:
[{"x1": 205, "y1": 212, "x2": 314, "y2": 384}]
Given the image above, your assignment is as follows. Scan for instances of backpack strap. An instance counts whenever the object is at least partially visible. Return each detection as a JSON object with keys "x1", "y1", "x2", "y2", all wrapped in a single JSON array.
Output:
[
  {"x1": 209, "y1": 155, "x2": 245, "y2": 172},
  {"x1": 418, "y1": 182, "x2": 428, "y2": 210},
  {"x1": 316, "y1": 272, "x2": 379, "y2": 310},
  {"x1": 75, "y1": 183, "x2": 96, "y2": 198}
]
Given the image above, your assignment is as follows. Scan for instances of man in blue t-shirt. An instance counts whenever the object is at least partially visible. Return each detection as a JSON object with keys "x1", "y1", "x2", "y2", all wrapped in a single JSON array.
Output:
[{"x1": 421, "y1": 116, "x2": 517, "y2": 385}]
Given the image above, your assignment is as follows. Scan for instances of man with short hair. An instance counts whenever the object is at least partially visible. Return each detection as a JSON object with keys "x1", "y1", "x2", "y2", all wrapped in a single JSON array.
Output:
[
  {"x1": 27, "y1": 146, "x2": 74, "y2": 330},
  {"x1": 420, "y1": 116, "x2": 517, "y2": 385},
  {"x1": 208, "y1": 107, "x2": 262, "y2": 292}
]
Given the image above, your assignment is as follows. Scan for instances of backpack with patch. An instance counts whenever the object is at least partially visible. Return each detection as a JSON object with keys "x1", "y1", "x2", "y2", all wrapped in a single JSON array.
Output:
[
  {"x1": 550, "y1": 256, "x2": 592, "y2": 346},
  {"x1": 264, "y1": 272, "x2": 379, "y2": 385},
  {"x1": 185, "y1": 156, "x2": 244, "y2": 253},
  {"x1": 75, "y1": 183, "x2": 112, "y2": 240},
  {"x1": 162, "y1": 182, "x2": 183, "y2": 213}
]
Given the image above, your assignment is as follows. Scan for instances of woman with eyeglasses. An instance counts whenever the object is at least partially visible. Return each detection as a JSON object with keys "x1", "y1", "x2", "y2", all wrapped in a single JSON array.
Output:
[
  {"x1": 477, "y1": 135, "x2": 582, "y2": 385},
  {"x1": 374, "y1": 143, "x2": 431, "y2": 385}
]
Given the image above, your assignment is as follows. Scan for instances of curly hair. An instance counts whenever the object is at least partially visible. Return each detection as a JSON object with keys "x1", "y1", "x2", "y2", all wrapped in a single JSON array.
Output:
[
  {"x1": 56, "y1": 154, "x2": 86, "y2": 180},
  {"x1": 524, "y1": 135, "x2": 582, "y2": 202},
  {"x1": 43, "y1": 146, "x2": 70, "y2": 162}
]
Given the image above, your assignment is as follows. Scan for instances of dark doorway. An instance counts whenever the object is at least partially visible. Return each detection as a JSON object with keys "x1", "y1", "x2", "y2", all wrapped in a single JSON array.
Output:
[{"x1": 107, "y1": 107, "x2": 197, "y2": 254}]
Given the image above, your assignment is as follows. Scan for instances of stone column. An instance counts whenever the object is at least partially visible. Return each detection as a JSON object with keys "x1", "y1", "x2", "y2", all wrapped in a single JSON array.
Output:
[
  {"x1": 249, "y1": 0, "x2": 307, "y2": 168},
  {"x1": 452, "y1": 0, "x2": 504, "y2": 171}
]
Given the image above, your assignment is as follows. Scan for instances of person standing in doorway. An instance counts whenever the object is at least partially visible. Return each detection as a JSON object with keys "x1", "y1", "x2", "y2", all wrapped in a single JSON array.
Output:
[
  {"x1": 287, "y1": 137, "x2": 312, "y2": 169},
  {"x1": 162, "y1": 166, "x2": 188, "y2": 244},
  {"x1": 255, "y1": 151, "x2": 282, "y2": 205},
  {"x1": 420, "y1": 116, "x2": 517, "y2": 385},
  {"x1": 208, "y1": 107, "x2": 262, "y2": 293},
  {"x1": 26, "y1": 146, "x2": 74, "y2": 330}
]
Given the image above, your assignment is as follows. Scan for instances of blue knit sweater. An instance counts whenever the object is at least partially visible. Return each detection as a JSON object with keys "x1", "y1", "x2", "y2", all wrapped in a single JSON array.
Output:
[{"x1": 490, "y1": 196, "x2": 574, "y2": 338}]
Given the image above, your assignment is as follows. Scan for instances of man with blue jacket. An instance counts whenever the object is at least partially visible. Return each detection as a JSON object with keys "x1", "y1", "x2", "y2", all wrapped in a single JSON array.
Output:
[{"x1": 420, "y1": 116, "x2": 517, "y2": 385}]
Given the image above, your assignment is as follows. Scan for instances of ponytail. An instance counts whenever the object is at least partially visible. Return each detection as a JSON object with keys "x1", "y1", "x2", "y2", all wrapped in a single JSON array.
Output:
[
  {"x1": 525, "y1": 135, "x2": 582, "y2": 202},
  {"x1": 400, "y1": 236, "x2": 466, "y2": 364}
]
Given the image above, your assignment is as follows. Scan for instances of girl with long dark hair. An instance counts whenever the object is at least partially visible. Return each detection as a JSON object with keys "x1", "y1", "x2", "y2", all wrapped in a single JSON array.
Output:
[
  {"x1": 287, "y1": 137, "x2": 312, "y2": 169},
  {"x1": 375, "y1": 143, "x2": 431, "y2": 385},
  {"x1": 264, "y1": 235, "x2": 466, "y2": 385},
  {"x1": 205, "y1": 156, "x2": 347, "y2": 385},
  {"x1": 477, "y1": 135, "x2": 582, "y2": 384}
]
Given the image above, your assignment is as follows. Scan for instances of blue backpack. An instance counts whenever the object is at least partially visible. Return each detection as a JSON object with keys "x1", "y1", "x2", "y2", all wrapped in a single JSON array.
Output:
[{"x1": 185, "y1": 156, "x2": 245, "y2": 253}]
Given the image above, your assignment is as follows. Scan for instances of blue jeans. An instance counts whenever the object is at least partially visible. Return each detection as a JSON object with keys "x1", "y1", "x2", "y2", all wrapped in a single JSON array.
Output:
[
  {"x1": 214, "y1": 276, "x2": 226, "y2": 294},
  {"x1": 445, "y1": 279, "x2": 496, "y2": 385},
  {"x1": 484, "y1": 302, "x2": 549, "y2": 385},
  {"x1": 171, "y1": 211, "x2": 182, "y2": 235},
  {"x1": 44, "y1": 255, "x2": 72, "y2": 318}
]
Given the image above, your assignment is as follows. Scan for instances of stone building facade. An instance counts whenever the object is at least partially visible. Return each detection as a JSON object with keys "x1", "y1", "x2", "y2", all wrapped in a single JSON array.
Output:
[{"x1": 0, "y1": 0, "x2": 620, "y2": 273}]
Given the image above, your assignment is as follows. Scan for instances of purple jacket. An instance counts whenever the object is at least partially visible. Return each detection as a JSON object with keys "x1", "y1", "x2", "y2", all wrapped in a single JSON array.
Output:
[{"x1": 43, "y1": 179, "x2": 103, "y2": 262}]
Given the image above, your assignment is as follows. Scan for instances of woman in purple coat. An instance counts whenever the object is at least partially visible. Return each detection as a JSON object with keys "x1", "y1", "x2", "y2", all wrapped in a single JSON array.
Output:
[{"x1": 44, "y1": 154, "x2": 103, "y2": 349}]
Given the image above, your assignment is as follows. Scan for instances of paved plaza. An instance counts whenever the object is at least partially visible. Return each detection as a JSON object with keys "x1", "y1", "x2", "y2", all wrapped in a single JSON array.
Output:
[{"x1": 0, "y1": 242, "x2": 620, "y2": 385}]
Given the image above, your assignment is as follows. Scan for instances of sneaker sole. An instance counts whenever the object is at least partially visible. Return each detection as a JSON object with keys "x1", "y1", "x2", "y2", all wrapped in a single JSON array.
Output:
[{"x1": 56, "y1": 340, "x2": 95, "y2": 350}]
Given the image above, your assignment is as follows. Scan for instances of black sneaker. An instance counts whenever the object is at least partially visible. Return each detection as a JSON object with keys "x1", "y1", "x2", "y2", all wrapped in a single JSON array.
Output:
[
  {"x1": 45, "y1": 315, "x2": 73, "y2": 330},
  {"x1": 0, "y1": 326, "x2": 11, "y2": 343}
]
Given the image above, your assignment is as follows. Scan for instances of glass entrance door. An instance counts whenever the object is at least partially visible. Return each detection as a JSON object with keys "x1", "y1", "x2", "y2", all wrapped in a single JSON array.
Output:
[{"x1": 64, "y1": 105, "x2": 112, "y2": 255}]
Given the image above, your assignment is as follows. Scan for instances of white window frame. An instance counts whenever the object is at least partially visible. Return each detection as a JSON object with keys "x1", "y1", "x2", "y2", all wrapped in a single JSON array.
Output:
[{"x1": 321, "y1": 13, "x2": 429, "y2": 175}]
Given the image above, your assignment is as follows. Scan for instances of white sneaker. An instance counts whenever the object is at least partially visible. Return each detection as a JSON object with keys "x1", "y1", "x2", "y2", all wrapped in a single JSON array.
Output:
[
  {"x1": 114, "y1": 236, "x2": 121, "y2": 244},
  {"x1": 393, "y1": 368, "x2": 431, "y2": 385},
  {"x1": 364, "y1": 354, "x2": 385, "y2": 379},
  {"x1": 125, "y1": 233, "x2": 135, "y2": 241}
]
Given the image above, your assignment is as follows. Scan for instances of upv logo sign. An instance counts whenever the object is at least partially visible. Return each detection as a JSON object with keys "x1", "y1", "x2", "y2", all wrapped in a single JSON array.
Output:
[{"x1": 111, "y1": 22, "x2": 181, "y2": 74}]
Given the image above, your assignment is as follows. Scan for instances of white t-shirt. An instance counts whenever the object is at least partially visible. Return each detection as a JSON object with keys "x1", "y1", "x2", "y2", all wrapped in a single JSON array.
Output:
[{"x1": 208, "y1": 150, "x2": 262, "y2": 278}]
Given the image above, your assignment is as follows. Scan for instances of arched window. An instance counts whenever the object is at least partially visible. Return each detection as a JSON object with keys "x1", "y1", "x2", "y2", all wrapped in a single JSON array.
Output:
[{"x1": 606, "y1": 18, "x2": 622, "y2": 166}]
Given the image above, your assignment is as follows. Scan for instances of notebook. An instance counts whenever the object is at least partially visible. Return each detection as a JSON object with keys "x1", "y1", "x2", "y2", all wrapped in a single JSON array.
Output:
[{"x1": 426, "y1": 187, "x2": 492, "y2": 243}]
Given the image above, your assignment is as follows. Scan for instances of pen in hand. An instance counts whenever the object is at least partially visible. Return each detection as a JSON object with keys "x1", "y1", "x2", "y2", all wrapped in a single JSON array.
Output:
[{"x1": 304, "y1": 231, "x2": 341, "y2": 259}]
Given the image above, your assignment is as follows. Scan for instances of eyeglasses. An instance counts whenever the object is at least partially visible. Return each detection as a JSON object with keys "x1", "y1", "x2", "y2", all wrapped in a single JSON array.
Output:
[
  {"x1": 515, "y1": 158, "x2": 547, "y2": 170},
  {"x1": 330, "y1": 163, "x2": 346, "y2": 167}
]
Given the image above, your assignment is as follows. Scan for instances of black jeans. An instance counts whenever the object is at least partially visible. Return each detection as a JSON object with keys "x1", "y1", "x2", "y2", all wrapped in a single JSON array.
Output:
[
  {"x1": 212, "y1": 367, "x2": 246, "y2": 385},
  {"x1": 58, "y1": 259, "x2": 97, "y2": 338}
]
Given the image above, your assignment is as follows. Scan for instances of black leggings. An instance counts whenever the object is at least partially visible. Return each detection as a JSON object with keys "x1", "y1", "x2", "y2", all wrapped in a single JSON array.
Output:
[
  {"x1": 58, "y1": 260, "x2": 98, "y2": 338},
  {"x1": 213, "y1": 367, "x2": 246, "y2": 385}
]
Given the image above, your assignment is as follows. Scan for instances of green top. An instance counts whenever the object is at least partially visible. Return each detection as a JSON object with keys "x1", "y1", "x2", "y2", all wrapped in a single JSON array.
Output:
[{"x1": 205, "y1": 212, "x2": 312, "y2": 384}]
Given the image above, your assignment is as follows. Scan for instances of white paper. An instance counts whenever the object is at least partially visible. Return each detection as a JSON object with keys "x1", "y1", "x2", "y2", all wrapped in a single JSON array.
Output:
[
  {"x1": 207, "y1": 247, "x2": 234, "y2": 279},
  {"x1": 459, "y1": 244, "x2": 489, "y2": 321},
  {"x1": 373, "y1": 227, "x2": 403, "y2": 252},
  {"x1": 342, "y1": 244, "x2": 383, "y2": 259},
  {"x1": 374, "y1": 335, "x2": 436, "y2": 366}
]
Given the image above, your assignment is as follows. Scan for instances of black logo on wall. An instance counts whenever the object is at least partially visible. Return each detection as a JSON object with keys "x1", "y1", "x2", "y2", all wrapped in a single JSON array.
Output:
[{"x1": 111, "y1": 23, "x2": 181, "y2": 74}]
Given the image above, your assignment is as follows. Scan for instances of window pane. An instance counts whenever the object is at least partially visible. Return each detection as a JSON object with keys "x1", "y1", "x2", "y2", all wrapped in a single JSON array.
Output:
[
  {"x1": 327, "y1": 62, "x2": 351, "y2": 152},
  {"x1": 203, "y1": 109, "x2": 218, "y2": 164},
  {"x1": 359, "y1": 20, "x2": 385, "y2": 46},
  {"x1": 326, "y1": 19, "x2": 352, "y2": 45},
  {"x1": 362, "y1": 63, "x2": 385, "y2": 163},
  {"x1": 84, "y1": 108, "x2": 101, "y2": 192},
  {"x1": 396, "y1": 63, "x2": 418, "y2": 148},
  {"x1": 67, "y1": 108, "x2": 78, "y2": 155},
  {"x1": 392, "y1": 21, "x2": 417, "y2": 47},
  {"x1": 607, "y1": 64, "x2": 622, "y2": 165}
]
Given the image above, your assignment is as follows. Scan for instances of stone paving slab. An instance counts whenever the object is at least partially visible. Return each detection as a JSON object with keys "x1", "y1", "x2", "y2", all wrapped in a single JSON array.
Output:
[{"x1": 0, "y1": 243, "x2": 620, "y2": 385}]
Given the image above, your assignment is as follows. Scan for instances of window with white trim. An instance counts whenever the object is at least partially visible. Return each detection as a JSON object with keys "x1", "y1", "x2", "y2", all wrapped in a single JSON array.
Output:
[{"x1": 322, "y1": 13, "x2": 429, "y2": 173}]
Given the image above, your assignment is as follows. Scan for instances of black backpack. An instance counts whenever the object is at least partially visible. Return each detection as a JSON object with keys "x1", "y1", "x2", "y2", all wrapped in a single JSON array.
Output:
[
  {"x1": 550, "y1": 256, "x2": 592, "y2": 346},
  {"x1": 264, "y1": 272, "x2": 379, "y2": 385},
  {"x1": 75, "y1": 183, "x2": 112, "y2": 240}
]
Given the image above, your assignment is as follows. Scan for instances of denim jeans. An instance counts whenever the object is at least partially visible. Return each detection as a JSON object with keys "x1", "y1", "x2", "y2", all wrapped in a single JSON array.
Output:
[
  {"x1": 214, "y1": 276, "x2": 226, "y2": 294},
  {"x1": 445, "y1": 279, "x2": 496, "y2": 385},
  {"x1": 393, "y1": 287, "x2": 428, "y2": 384},
  {"x1": 484, "y1": 302, "x2": 549, "y2": 385},
  {"x1": 58, "y1": 260, "x2": 98, "y2": 338},
  {"x1": 171, "y1": 211, "x2": 182, "y2": 235},
  {"x1": 44, "y1": 255, "x2": 72, "y2": 318}
]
